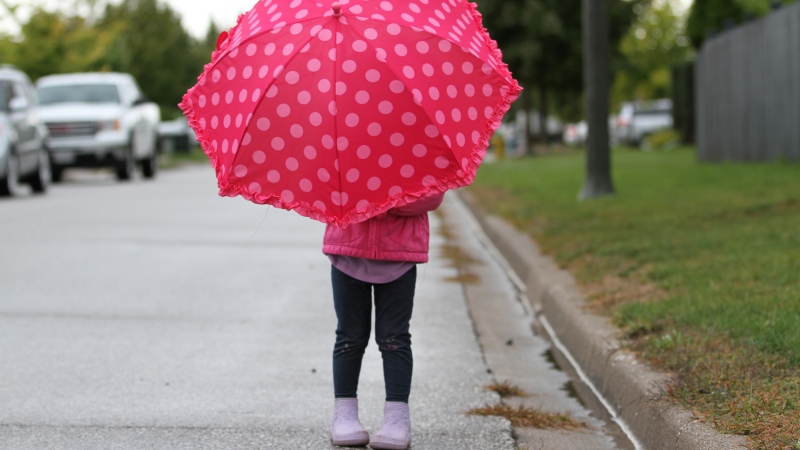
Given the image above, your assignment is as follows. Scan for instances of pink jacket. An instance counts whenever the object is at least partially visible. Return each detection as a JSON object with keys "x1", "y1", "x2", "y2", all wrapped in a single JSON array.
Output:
[{"x1": 323, "y1": 193, "x2": 445, "y2": 263}]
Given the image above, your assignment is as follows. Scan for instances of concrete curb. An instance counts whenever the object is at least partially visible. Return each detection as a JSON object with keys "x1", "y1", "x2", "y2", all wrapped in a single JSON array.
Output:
[{"x1": 456, "y1": 191, "x2": 749, "y2": 450}]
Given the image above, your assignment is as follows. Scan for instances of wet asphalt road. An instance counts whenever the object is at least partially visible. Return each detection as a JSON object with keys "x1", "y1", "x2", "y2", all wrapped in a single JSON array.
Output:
[
  {"x1": 0, "y1": 166, "x2": 512, "y2": 449},
  {"x1": 0, "y1": 165, "x2": 623, "y2": 449}
]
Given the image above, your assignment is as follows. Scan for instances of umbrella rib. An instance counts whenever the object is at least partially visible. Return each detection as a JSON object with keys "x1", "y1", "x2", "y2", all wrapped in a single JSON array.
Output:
[{"x1": 332, "y1": 17, "x2": 345, "y2": 220}]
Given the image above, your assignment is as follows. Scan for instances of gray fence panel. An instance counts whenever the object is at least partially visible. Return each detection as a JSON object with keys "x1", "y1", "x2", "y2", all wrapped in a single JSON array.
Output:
[{"x1": 696, "y1": 2, "x2": 800, "y2": 162}]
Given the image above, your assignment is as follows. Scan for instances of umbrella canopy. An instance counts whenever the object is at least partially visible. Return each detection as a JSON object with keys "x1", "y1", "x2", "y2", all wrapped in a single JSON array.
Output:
[{"x1": 181, "y1": 0, "x2": 520, "y2": 227}]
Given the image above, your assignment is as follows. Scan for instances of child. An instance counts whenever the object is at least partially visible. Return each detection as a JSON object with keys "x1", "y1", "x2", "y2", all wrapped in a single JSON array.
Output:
[{"x1": 323, "y1": 192, "x2": 446, "y2": 449}]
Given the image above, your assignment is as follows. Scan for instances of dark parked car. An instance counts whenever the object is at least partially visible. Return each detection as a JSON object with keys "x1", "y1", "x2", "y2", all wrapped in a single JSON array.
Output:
[{"x1": 0, "y1": 65, "x2": 50, "y2": 196}]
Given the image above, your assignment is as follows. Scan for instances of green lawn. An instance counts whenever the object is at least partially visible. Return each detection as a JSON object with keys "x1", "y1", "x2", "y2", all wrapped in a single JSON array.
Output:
[{"x1": 468, "y1": 147, "x2": 800, "y2": 449}]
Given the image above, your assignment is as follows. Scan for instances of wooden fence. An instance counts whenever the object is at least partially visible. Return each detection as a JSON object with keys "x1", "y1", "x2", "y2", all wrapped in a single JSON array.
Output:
[{"x1": 695, "y1": 2, "x2": 800, "y2": 162}]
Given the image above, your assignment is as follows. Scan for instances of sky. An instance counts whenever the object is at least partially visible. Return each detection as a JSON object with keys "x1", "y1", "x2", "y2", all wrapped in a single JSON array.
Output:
[{"x1": 2, "y1": 0, "x2": 694, "y2": 40}]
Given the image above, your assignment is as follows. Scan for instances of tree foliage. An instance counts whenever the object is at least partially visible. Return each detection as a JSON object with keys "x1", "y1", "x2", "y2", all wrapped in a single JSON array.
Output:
[
  {"x1": 612, "y1": 0, "x2": 694, "y2": 104},
  {"x1": 0, "y1": 0, "x2": 217, "y2": 118},
  {"x1": 475, "y1": 0, "x2": 642, "y2": 123}
]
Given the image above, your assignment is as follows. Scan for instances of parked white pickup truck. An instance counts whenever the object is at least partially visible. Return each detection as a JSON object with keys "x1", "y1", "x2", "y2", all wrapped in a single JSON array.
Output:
[{"x1": 35, "y1": 72, "x2": 160, "y2": 181}]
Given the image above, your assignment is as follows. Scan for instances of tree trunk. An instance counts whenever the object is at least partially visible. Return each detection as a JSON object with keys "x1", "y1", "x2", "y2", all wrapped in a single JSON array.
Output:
[
  {"x1": 538, "y1": 83, "x2": 549, "y2": 147},
  {"x1": 580, "y1": 0, "x2": 615, "y2": 199},
  {"x1": 521, "y1": 91, "x2": 534, "y2": 156}
]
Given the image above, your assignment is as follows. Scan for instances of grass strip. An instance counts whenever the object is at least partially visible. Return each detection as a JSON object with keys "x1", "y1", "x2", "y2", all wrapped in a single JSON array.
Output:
[{"x1": 467, "y1": 147, "x2": 800, "y2": 449}]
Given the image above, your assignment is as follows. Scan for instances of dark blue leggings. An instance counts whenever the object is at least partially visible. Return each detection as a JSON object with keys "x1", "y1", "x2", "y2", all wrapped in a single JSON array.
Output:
[{"x1": 331, "y1": 265, "x2": 416, "y2": 403}]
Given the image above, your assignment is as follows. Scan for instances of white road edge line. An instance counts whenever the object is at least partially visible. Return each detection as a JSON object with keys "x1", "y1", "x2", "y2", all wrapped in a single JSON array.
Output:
[{"x1": 448, "y1": 192, "x2": 644, "y2": 450}]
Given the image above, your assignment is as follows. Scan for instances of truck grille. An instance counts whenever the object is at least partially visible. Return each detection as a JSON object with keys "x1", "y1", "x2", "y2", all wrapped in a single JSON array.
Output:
[{"x1": 46, "y1": 122, "x2": 98, "y2": 137}]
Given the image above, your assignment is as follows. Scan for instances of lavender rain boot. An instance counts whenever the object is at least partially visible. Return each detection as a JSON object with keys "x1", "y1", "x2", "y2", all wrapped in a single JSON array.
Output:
[
  {"x1": 331, "y1": 398, "x2": 370, "y2": 447},
  {"x1": 368, "y1": 402, "x2": 411, "y2": 450}
]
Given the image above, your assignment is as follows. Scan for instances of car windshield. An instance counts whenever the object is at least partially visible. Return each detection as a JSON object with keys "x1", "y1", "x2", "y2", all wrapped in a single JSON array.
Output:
[{"x1": 37, "y1": 84, "x2": 120, "y2": 105}]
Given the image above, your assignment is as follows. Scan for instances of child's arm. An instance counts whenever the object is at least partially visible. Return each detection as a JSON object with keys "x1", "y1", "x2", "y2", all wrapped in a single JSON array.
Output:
[{"x1": 389, "y1": 193, "x2": 445, "y2": 216}]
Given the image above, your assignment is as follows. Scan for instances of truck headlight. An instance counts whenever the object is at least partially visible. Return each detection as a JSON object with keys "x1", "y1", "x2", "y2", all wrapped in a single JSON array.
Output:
[{"x1": 98, "y1": 119, "x2": 122, "y2": 131}]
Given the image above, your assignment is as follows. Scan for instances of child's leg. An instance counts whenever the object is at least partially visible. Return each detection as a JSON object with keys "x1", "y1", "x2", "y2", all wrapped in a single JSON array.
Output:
[
  {"x1": 331, "y1": 265, "x2": 373, "y2": 399},
  {"x1": 373, "y1": 266, "x2": 416, "y2": 403}
]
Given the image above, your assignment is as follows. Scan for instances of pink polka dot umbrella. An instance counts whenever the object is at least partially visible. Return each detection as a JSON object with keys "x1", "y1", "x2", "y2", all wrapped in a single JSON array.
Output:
[{"x1": 180, "y1": 0, "x2": 520, "y2": 227}]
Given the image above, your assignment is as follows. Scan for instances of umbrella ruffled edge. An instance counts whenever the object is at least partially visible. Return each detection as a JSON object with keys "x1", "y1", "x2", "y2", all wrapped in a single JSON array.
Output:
[{"x1": 179, "y1": 5, "x2": 521, "y2": 229}]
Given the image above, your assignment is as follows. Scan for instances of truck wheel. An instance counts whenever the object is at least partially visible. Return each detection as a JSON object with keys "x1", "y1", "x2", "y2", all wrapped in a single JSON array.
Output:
[
  {"x1": 116, "y1": 146, "x2": 135, "y2": 181},
  {"x1": 0, "y1": 152, "x2": 20, "y2": 197},
  {"x1": 51, "y1": 165, "x2": 64, "y2": 183},
  {"x1": 28, "y1": 150, "x2": 52, "y2": 194},
  {"x1": 141, "y1": 151, "x2": 158, "y2": 179}
]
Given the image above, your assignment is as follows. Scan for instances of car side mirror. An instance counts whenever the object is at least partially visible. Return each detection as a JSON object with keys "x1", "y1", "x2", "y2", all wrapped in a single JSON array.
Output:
[
  {"x1": 9, "y1": 96, "x2": 28, "y2": 112},
  {"x1": 133, "y1": 96, "x2": 150, "y2": 106}
]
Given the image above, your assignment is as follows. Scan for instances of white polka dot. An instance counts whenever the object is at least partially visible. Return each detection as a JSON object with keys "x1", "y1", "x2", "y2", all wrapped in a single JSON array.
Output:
[
  {"x1": 211, "y1": 116, "x2": 219, "y2": 129},
  {"x1": 422, "y1": 64, "x2": 434, "y2": 77},
  {"x1": 300, "y1": 179, "x2": 313, "y2": 192},
  {"x1": 435, "y1": 111, "x2": 446, "y2": 124},
  {"x1": 412, "y1": 144, "x2": 427, "y2": 157},
  {"x1": 286, "y1": 158, "x2": 299, "y2": 171},
  {"x1": 379, "y1": 101, "x2": 394, "y2": 114},
  {"x1": 225, "y1": 91, "x2": 234, "y2": 103},
  {"x1": 252, "y1": 89, "x2": 262, "y2": 102},
  {"x1": 266, "y1": 85, "x2": 278, "y2": 98},
  {"x1": 387, "y1": 24, "x2": 401, "y2": 35},
  {"x1": 442, "y1": 62, "x2": 454, "y2": 75},
  {"x1": 403, "y1": 66, "x2": 415, "y2": 78},
  {"x1": 485, "y1": 106, "x2": 493, "y2": 118},
  {"x1": 439, "y1": 40, "x2": 452, "y2": 52},
  {"x1": 318, "y1": 168, "x2": 331, "y2": 182},
  {"x1": 328, "y1": 101, "x2": 337, "y2": 115},
  {"x1": 227, "y1": 67, "x2": 237, "y2": 80},
  {"x1": 365, "y1": 28, "x2": 378, "y2": 40},
  {"x1": 425, "y1": 125, "x2": 440, "y2": 137},
  {"x1": 390, "y1": 80, "x2": 405, "y2": 93},
  {"x1": 435, "y1": 156, "x2": 450, "y2": 169},
  {"x1": 253, "y1": 151, "x2": 266, "y2": 164},
  {"x1": 429, "y1": 87, "x2": 440, "y2": 100},
  {"x1": 423, "y1": 175, "x2": 437, "y2": 187},
  {"x1": 291, "y1": 124, "x2": 304, "y2": 138},
  {"x1": 212, "y1": 93, "x2": 220, "y2": 105},
  {"x1": 328, "y1": 48, "x2": 337, "y2": 61},
  {"x1": 322, "y1": 135, "x2": 334, "y2": 149},
  {"x1": 308, "y1": 59, "x2": 321, "y2": 72},
  {"x1": 331, "y1": 191, "x2": 349, "y2": 206},
  {"x1": 242, "y1": 133, "x2": 252, "y2": 146},
  {"x1": 352, "y1": 40, "x2": 368, "y2": 52},
  {"x1": 336, "y1": 82, "x2": 347, "y2": 95},
  {"x1": 447, "y1": 85, "x2": 458, "y2": 98},
  {"x1": 243, "y1": 67, "x2": 253, "y2": 79},
  {"x1": 482, "y1": 64, "x2": 493, "y2": 75},
  {"x1": 277, "y1": 104, "x2": 291, "y2": 117},
  {"x1": 309, "y1": 112, "x2": 323, "y2": 126},
  {"x1": 239, "y1": 90, "x2": 248, "y2": 103},
  {"x1": 246, "y1": 43, "x2": 257, "y2": 56},
  {"x1": 389, "y1": 186, "x2": 402, "y2": 196},
  {"x1": 264, "y1": 43, "x2": 276, "y2": 55},
  {"x1": 296, "y1": 9, "x2": 309, "y2": 19},
  {"x1": 257, "y1": 118, "x2": 270, "y2": 131},
  {"x1": 272, "y1": 137, "x2": 285, "y2": 150},
  {"x1": 357, "y1": 145, "x2": 371, "y2": 159},
  {"x1": 355, "y1": 91, "x2": 370, "y2": 104},
  {"x1": 346, "y1": 168, "x2": 360, "y2": 182},
  {"x1": 290, "y1": 23, "x2": 303, "y2": 34},
  {"x1": 282, "y1": 190, "x2": 294, "y2": 203},
  {"x1": 360, "y1": 122, "x2": 381, "y2": 138},
  {"x1": 356, "y1": 200, "x2": 369, "y2": 212},
  {"x1": 367, "y1": 177, "x2": 381, "y2": 190},
  {"x1": 468, "y1": 107, "x2": 478, "y2": 120},
  {"x1": 375, "y1": 48, "x2": 387, "y2": 62},
  {"x1": 452, "y1": 109, "x2": 462, "y2": 122},
  {"x1": 259, "y1": 66, "x2": 269, "y2": 78},
  {"x1": 297, "y1": 91, "x2": 311, "y2": 105},
  {"x1": 390, "y1": 133, "x2": 404, "y2": 146},
  {"x1": 416, "y1": 41, "x2": 429, "y2": 53},
  {"x1": 457, "y1": 133, "x2": 466, "y2": 147},
  {"x1": 395, "y1": 44, "x2": 408, "y2": 56},
  {"x1": 401, "y1": 13, "x2": 414, "y2": 22},
  {"x1": 318, "y1": 29, "x2": 332, "y2": 41},
  {"x1": 249, "y1": 182, "x2": 262, "y2": 194},
  {"x1": 343, "y1": 60, "x2": 357, "y2": 73},
  {"x1": 337, "y1": 137, "x2": 349, "y2": 150},
  {"x1": 400, "y1": 165, "x2": 415, "y2": 178},
  {"x1": 462, "y1": 62, "x2": 474, "y2": 74},
  {"x1": 318, "y1": 79, "x2": 331, "y2": 93},
  {"x1": 304, "y1": 146, "x2": 317, "y2": 160},
  {"x1": 379, "y1": 154, "x2": 393, "y2": 168},
  {"x1": 285, "y1": 71, "x2": 300, "y2": 84},
  {"x1": 346, "y1": 113, "x2": 360, "y2": 127},
  {"x1": 483, "y1": 84, "x2": 494, "y2": 96},
  {"x1": 268, "y1": 170, "x2": 281, "y2": 183},
  {"x1": 472, "y1": 131, "x2": 481, "y2": 144},
  {"x1": 366, "y1": 70, "x2": 381, "y2": 82},
  {"x1": 223, "y1": 115, "x2": 231, "y2": 128},
  {"x1": 212, "y1": 70, "x2": 221, "y2": 83}
]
